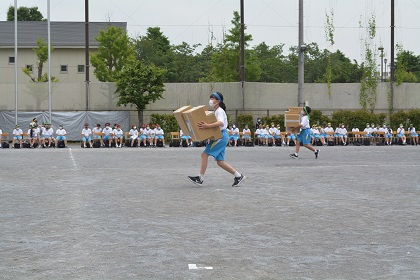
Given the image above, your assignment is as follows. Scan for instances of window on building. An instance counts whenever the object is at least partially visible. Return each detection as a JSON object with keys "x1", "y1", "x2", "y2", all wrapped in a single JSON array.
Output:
[
  {"x1": 60, "y1": 65, "x2": 68, "y2": 73},
  {"x1": 9, "y1": 57, "x2": 15, "y2": 64},
  {"x1": 26, "y1": 65, "x2": 33, "y2": 73},
  {"x1": 77, "y1": 65, "x2": 85, "y2": 73}
]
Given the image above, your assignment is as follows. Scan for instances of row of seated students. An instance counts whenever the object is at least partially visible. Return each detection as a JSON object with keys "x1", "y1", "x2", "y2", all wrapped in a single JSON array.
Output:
[
  {"x1": 82, "y1": 123, "x2": 166, "y2": 148},
  {"x1": 176, "y1": 122, "x2": 419, "y2": 147}
]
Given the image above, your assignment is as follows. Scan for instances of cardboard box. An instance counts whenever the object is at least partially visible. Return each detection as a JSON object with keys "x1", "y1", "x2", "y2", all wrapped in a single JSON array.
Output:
[
  {"x1": 173, "y1": 105, "x2": 192, "y2": 136},
  {"x1": 181, "y1": 105, "x2": 222, "y2": 141},
  {"x1": 284, "y1": 106, "x2": 303, "y2": 128}
]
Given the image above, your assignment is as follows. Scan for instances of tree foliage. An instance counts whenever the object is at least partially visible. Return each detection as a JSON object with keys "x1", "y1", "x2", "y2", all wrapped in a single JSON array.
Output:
[
  {"x1": 22, "y1": 38, "x2": 58, "y2": 82},
  {"x1": 115, "y1": 59, "x2": 166, "y2": 125},
  {"x1": 90, "y1": 26, "x2": 135, "y2": 82},
  {"x1": 7, "y1": 6, "x2": 44, "y2": 21}
]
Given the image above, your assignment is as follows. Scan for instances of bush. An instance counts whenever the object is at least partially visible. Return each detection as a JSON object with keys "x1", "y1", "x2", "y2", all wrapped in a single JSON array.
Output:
[
  {"x1": 407, "y1": 109, "x2": 420, "y2": 129},
  {"x1": 236, "y1": 114, "x2": 254, "y2": 130},
  {"x1": 331, "y1": 110, "x2": 386, "y2": 129},
  {"x1": 261, "y1": 115, "x2": 285, "y2": 131},
  {"x1": 390, "y1": 110, "x2": 409, "y2": 128},
  {"x1": 310, "y1": 110, "x2": 331, "y2": 127},
  {"x1": 150, "y1": 113, "x2": 179, "y2": 140}
]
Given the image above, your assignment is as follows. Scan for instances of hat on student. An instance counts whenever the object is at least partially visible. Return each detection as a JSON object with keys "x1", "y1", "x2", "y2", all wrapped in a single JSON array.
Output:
[
  {"x1": 84, "y1": 123, "x2": 89, "y2": 126},
  {"x1": 15, "y1": 124, "x2": 20, "y2": 128},
  {"x1": 409, "y1": 124, "x2": 413, "y2": 126},
  {"x1": 96, "y1": 124, "x2": 101, "y2": 127},
  {"x1": 399, "y1": 123, "x2": 403, "y2": 127},
  {"x1": 327, "y1": 122, "x2": 331, "y2": 125},
  {"x1": 105, "y1": 122, "x2": 110, "y2": 126}
]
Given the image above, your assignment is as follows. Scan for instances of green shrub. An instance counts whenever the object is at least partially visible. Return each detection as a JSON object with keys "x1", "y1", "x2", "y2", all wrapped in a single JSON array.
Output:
[
  {"x1": 331, "y1": 109, "x2": 386, "y2": 129},
  {"x1": 310, "y1": 110, "x2": 331, "y2": 127},
  {"x1": 150, "y1": 113, "x2": 179, "y2": 140},
  {"x1": 261, "y1": 115, "x2": 285, "y2": 130},
  {"x1": 407, "y1": 109, "x2": 420, "y2": 129},
  {"x1": 236, "y1": 114, "x2": 254, "y2": 130},
  {"x1": 390, "y1": 110, "x2": 409, "y2": 128}
]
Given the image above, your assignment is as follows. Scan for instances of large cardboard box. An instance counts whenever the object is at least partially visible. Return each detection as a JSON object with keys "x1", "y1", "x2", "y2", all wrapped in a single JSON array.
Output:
[
  {"x1": 173, "y1": 105, "x2": 192, "y2": 136},
  {"x1": 175, "y1": 105, "x2": 222, "y2": 141},
  {"x1": 284, "y1": 106, "x2": 303, "y2": 128}
]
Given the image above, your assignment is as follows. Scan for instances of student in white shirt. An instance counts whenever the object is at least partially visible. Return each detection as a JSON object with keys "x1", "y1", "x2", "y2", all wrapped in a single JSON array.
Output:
[
  {"x1": 154, "y1": 124, "x2": 165, "y2": 147},
  {"x1": 397, "y1": 124, "x2": 407, "y2": 145},
  {"x1": 324, "y1": 122, "x2": 334, "y2": 142},
  {"x1": 241, "y1": 124, "x2": 252, "y2": 145},
  {"x1": 42, "y1": 123, "x2": 54, "y2": 148},
  {"x1": 229, "y1": 124, "x2": 240, "y2": 147},
  {"x1": 311, "y1": 125, "x2": 321, "y2": 145},
  {"x1": 339, "y1": 124, "x2": 348, "y2": 146},
  {"x1": 274, "y1": 125, "x2": 285, "y2": 146},
  {"x1": 180, "y1": 129, "x2": 192, "y2": 147},
  {"x1": 142, "y1": 125, "x2": 153, "y2": 147},
  {"x1": 385, "y1": 125, "x2": 393, "y2": 145},
  {"x1": 102, "y1": 123, "x2": 113, "y2": 147},
  {"x1": 363, "y1": 123, "x2": 374, "y2": 145},
  {"x1": 28, "y1": 125, "x2": 38, "y2": 148},
  {"x1": 408, "y1": 124, "x2": 418, "y2": 145},
  {"x1": 188, "y1": 92, "x2": 245, "y2": 187},
  {"x1": 255, "y1": 124, "x2": 264, "y2": 146},
  {"x1": 289, "y1": 106, "x2": 319, "y2": 159},
  {"x1": 81, "y1": 123, "x2": 93, "y2": 148},
  {"x1": 113, "y1": 125, "x2": 124, "y2": 148},
  {"x1": 0, "y1": 127, "x2": 2, "y2": 148},
  {"x1": 92, "y1": 124, "x2": 104, "y2": 147},
  {"x1": 12, "y1": 125, "x2": 23, "y2": 148},
  {"x1": 351, "y1": 126, "x2": 360, "y2": 142},
  {"x1": 268, "y1": 124, "x2": 277, "y2": 146},
  {"x1": 129, "y1": 124, "x2": 139, "y2": 147},
  {"x1": 55, "y1": 124, "x2": 67, "y2": 147}
]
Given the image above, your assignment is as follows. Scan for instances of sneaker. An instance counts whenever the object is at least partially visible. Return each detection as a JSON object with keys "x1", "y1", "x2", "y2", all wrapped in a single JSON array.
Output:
[
  {"x1": 188, "y1": 176, "x2": 203, "y2": 186},
  {"x1": 289, "y1": 153, "x2": 298, "y2": 159},
  {"x1": 84, "y1": 145, "x2": 87, "y2": 148},
  {"x1": 232, "y1": 174, "x2": 246, "y2": 187},
  {"x1": 314, "y1": 149, "x2": 319, "y2": 159}
]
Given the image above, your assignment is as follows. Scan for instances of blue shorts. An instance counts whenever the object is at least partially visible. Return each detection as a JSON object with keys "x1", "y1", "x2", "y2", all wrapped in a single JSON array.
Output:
[
  {"x1": 229, "y1": 135, "x2": 239, "y2": 141},
  {"x1": 14, "y1": 136, "x2": 22, "y2": 140},
  {"x1": 139, "y1": 134, "x2": 148, "y2": 141},
  {"x1": 204, "y1": 130, "x2": 228, "y2": 161},
  {"x1": 181, "y1": 135, "x2": 191, "y2": 140},
  {"x1": 257, "y1": 135, "x2": 264, "y2": 139},
  {"x1": 156, "y1": 135, "x2": 164, "y2": 139},
  {"x1": 397, "y1": 133, "x2": 404, "y2": 138},
  {"x1": 313, "y1": 134, "x2": 321, "y2": 139},
  {"x1": 104, "y1": 135, "x2": 110, "y2": 140},
  {"x1": 412, "y1": 132, "x2": 419, "y2": 137},
  {"x1": 274, "y1": 135, "x2": 281, "y2": 139},
  {"x1": 265, "y1": 135, "x2": 273, "y2": 139},
  {"x1": 365, "y1": 133, "x2": 372, "y2": 138},
  {"x1": 340, "y1": 134, "x2": 347, "y2": 138},
  {"x1": 296, "y1": 129, "x2": 311, "y2": 145},
  {"x1": 287, "y1": 134, "x2": 295, "y2": 140},
  {"x1": 334, "y1": 133, "x2": 340, "y2": 138},
  {"x1": 82, "y1": 136, "x2": 91, "y2": 142},
  {"x1": 321, "y1": 133, "x2": 327, "y2": 138},
  {"x1": 385, "y1": 133, "x2": 392, "y2": 138},
  {"x1": 243, "y1": 135, "x2": 251, "y2": 139},
  {"x1": 57, "y1": 136, "x2": 66, "y2": 141}
]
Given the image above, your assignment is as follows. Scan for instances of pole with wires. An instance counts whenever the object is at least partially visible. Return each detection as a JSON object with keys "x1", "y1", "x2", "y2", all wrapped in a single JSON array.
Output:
[
  {"x1": 47, "y1": 0, "x2": 52, "y2": 123},
  {"x1": 14, "y1": 0, "x2": 18, "y2": 125}
]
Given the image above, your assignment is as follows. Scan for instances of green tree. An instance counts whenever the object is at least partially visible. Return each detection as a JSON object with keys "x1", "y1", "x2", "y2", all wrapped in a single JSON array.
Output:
[
  {"x1": 210, "y1": 11, "x2": 261, "y2": 82},
  {"x1": 22, "y1": 38, "x2": 58, "y2": 82},
  {"x1": 115, "y1": 59, "x2": 166, "y2": 125},
  {"x1": 254, "y1": 43, "x2": 285, "y2": 82},
  {"x1": 90, "y1": 26, "x2": 135, "y2": 82},
  {"x1": 395, "y1": 48, "x2": 420, "y2": 84},
  {"x1": 7, "y1": 6, "x2": 44, "y2": 21}
]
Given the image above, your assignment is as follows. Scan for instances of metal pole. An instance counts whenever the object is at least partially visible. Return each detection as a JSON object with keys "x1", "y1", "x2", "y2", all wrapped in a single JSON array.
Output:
[
  {"x1": 390, "y1": 0, "x2": 394, "y2": 112},
  {"x1": 240, "y1": 0, "x2": 245, "y2": 111},
  {"x1": 297, "y1": 0, "x2": 304, "y2": 107},
  {"x1": 14, "y1": 0, "x2": 18, "y2": 125},
  {"x1": 378, "y1": 46, "x2": 384, "y2": 82},
  {"x1": 47, "y1": 0, "x2": 52, "y2": 123},
  {"x1": 85, "y1": 0, "x2": 90, "y2": 111}
]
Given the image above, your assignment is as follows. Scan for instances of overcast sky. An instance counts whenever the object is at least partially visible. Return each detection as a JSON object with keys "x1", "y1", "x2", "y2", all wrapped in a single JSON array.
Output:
[{"x1": 1, "y1": 0, "x2": 419, "y2": 64}]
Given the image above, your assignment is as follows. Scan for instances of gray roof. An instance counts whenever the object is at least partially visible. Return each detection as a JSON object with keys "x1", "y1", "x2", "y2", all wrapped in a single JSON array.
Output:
[{"x1": 0, "y1": 21, "x2": 127, "y2": 48}]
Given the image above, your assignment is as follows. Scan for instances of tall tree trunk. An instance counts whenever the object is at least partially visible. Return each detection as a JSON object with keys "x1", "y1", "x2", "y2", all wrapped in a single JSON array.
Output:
[
  {"x1": 137, "y1": 110, "x2": 144, "y2": 126},
  {"x1": 38, "y1": 62, "x2": 43, "y2": 81}
]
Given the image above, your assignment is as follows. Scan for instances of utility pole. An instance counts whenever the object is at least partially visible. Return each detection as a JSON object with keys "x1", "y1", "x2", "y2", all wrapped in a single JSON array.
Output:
[
  {"x1": 240, "y1": 0, "x2": 245, "y2": 111},
  {"x1": 85, "y1": 0, "x2": 90, "y2": 111},
  {"x1": 297, "y1": 0, "x2": 305, "y2": 107},
  {"x1": 378, "y1": 46, "x2": 384, "y2": 82},
  {"x1": 390, "y1": 0, "x2": 395, "y2": 112}
]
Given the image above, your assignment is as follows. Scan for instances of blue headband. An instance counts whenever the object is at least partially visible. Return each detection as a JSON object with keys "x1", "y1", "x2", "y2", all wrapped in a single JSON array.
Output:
[{"x1": 213, "y1": 92, "x2": 222, "y2": 101}]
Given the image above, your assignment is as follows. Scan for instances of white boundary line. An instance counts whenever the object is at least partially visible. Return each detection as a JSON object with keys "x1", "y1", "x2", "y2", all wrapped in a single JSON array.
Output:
[
  {"x1": 69, "y1": 148, "x2": 77, "y2": 168},
  {"x1": 188, "y1": 264, "x2": 213, "y2": 270}
]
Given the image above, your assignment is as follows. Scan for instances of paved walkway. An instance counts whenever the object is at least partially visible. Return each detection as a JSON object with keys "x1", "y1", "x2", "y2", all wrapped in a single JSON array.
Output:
[{"x1": 1, "y1": 145, "x2": 419, "y2": 279}]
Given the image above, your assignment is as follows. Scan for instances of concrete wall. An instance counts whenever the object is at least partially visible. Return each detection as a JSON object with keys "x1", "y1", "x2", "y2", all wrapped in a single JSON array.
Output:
[{"x1": 1, "y1": 81, "x2": 419, "y2": 125}]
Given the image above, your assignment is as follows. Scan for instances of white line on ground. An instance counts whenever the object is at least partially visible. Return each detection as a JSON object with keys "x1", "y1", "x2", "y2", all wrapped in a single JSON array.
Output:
[
  {"x1": 69, "y1": 148, "x2": 77, "y2": 168},
  {"x1": 188, "y1": 264, "x2": 213, "y2": 270}
]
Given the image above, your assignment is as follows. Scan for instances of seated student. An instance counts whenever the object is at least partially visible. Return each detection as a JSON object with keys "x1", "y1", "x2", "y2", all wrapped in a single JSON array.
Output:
[
  {"x1": 397, "y1": 124, "x2": 407, "y2": 145},
  {"x1": 180, "y1": 129, "x2": 192, "y2": 147},
  {"x1": 274, "y1": 124, "x2": 284, "y2": 146},
  {"x1": 311, "y1": 125, "x2": 321, "y2": 145},
  {"x1": 263, "y1": 125, "x2": 273, "y2": 146},
  {"x1": 317, "y1": 125, "x2": 326, "y2": 145},
  {"x1": 34, "y1": 123, "x2": 41, "y2": 147},
  {"x1": 385, "y1": 124, "x2": 393, "y2": 145},
  {"x1": 376, "y1": 124, "x2": 387, "y2": 144},
  {"x1": 286, "y1": 130, "x2": 296, "y2": 146},
  {"x1": 339, "y1": 124, "x2": 348, "y2": 145},
  {"x1": 141, "y1": 124, "x2": 153, "y2": 147},
  {"x1": 255, "y1": 124, "x2": 265, "y2": 146},
  {"x1": 55, "y1": 124, "x2": 67, "y2": 147},
  {"x1": 113, "y1": 125, "x2": 124, "y2": 148},
  {"x1": 102, "y1": 123, "x2": 113, "y2": 147},
  {"x1": 334, "y1": 124, "x2": 341, "y2": 145},
  {"x1": 229, "y1": 124, "x2": 240, "y2": 147},
  {"x1": 92, "y1": 124, "x2": 104, "y2": 147},
  {"x1": 0, "y1": 127, "x2": 2, "y2": 148},
  {"x1": 42, "y1": 123, "x2": 54, "y2": 148},
  {"x1": 27, "y1": 125, "x2": 37, "y2": 148},
  {"x1": 154, "y1": 124, "x2": 165, "y2": 147},
  {"x1": 12, "y1": 125, "x2": 23, "y2": 148},
  {"x1": 81, "y1": 123, "x2": 93, "y2": 148},
  {"x1": 268, "y1": 124, "x2": 277, "y2": 147},
  {"x1": 351, "y1": 126, "x2": 360, "y2": 142},
  {"x1": 324, "y1": 122, "x2": 334, "y2": 143},
  {"x1": 241, "y1": 124, "x2": 252, "y2": 145},
  {"x1": 408, "y1": 124, "x2": 418, "y2": 145},
  {"x1": 363, "y1": 123, "x2": 374, "y2": 145},
  {"x1": 150, "y1": 124, "x2": 157, "y2": 147},
  {"x1": 128, "y1": 124, "x2": 139, "y2": 147}
]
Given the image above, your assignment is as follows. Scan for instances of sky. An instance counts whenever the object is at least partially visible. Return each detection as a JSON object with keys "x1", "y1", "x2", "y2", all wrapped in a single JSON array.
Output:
[{"x1": 1, "y1": 0, "x2": 419, "y2": 65}]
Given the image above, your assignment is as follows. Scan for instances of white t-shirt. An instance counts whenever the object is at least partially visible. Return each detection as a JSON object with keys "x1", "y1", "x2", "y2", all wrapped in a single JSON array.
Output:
[
  {"x1": 408, "y1": 127, "x2": 416, "y2": 134},
  {"x1": 144, "y1": 128, "x2": 153, "y2": 136},
  {"x1": 300, "y1": 115, "x2": 310, "y2": 129},
  {"x1": 397, "y1": 127, "x2": 405, "y2": 134},
  {"x1": 339, "y1": 128, "x2": 347, "y2": 135},
  {"x1": 214, "y1": 107, "x2": 227, "y2": 130},
  {"x1": 56, "y1": 128, "x2": 67, "y2": 136},
  {"x1": 82, "y1": 128, "x2": 92, "y2": 137},
  {"x1": 352, "y1": 128, "x2": 359, "y2": 132},
  {"x1": 35, "y1": 127, "x2": 40, "y2": 136},
  {"x1": 113, "y1": 128, "x2": 123, "y2": 137},
  {"x1": 269, "y1": 127, "x2": 276, "y2": 135},
  {"x1": 275, "y1": 128, "x2": 281, "y2": 136},
  {"x1": 102, "y1": 127, "x2": 113, "y2": 136},
  {"x1": 231, "y1": 127, "x2": 239, "y2": 135},
  {"x1": 242, "y1": 128, "x2": 250, "y2": 135},
  {"x1": 155, "y1": 128, "x2": 164, "y2": 136},
  {"x1": 129, "y1": 129, "x2": 139, "y2": 137},
  {"x1": 312, "y1": 128, "x2": 320, "y2": 135},
  {"x1": 0, "y1": 128, "x2": 2, "y2": 136},
  {"x1": 255, "y1": 128, "x2": 262, "y2": 135},
  {"x1": 41, "y1": 127, "x2": 47, "y2": 135},
  {"x1": 364, "y1": 127, "x2": 373, "y2": 133},
  {"x1": 92, "y1": 127, "x2": 102, "y2": 134},
  {"x1": 324, "y1": 126, "x2": 334, "y2": 133},
  {"x1": 44, "y1": 128, "x2": 54, "y2": 137},
  {"x1": 13, "y1": 128, "x2": 23, "y2": 136}
]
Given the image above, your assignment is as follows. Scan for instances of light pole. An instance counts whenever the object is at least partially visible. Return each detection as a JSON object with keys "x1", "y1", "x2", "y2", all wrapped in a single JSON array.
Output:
[
  {"x1": 384, "y1": 58, "x2": 388, "y2": 81},
  {"x1": 378, "y1": 46, "x2": 384, "y2": 82}
]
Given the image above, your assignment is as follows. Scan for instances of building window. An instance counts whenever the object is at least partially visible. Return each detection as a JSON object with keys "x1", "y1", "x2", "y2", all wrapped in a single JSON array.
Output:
[
  {"x1": 77, "y1": 65, "x2": 85, "y2": 73},
  {"x1": 26, "y1": 65, "x2": 33, "y2": 73},
  {"x1": 60, "y1": 65, "x2": 68, "y2": 73},
  {"x1": 9, "y1": 57, "x2": 15, "y2": 64}
]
